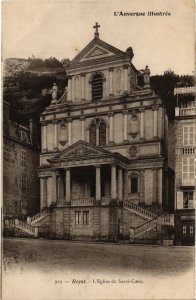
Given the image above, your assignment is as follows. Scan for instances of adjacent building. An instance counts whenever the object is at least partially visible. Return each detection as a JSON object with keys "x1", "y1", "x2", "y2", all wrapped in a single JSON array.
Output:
[
  {"x1": 174, "y1": 87, "x2": 195, "y2": 245},
  {"x1": 3, "y1": 101, "x2": 40, "y2": 219}
]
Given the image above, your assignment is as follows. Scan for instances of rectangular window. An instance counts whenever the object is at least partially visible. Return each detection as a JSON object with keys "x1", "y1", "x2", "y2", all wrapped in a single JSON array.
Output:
[
  {"x1": 183, "y1": 191, "x2": 194, "y2": 208},
  {"x1": 183, "y1": 126, "x2": 195, "y2": 146},
  {"x1": 83, "y1": 211, "x2": 89, "y2": 225},
  {"x1": 182, "y1": 157, "x2": 195, "y2": 180},
  {"x1": 75, "y1": 211, "x2": 81, "y2": 225},
  {"x1": 190, "y1": 225, "x2": 194, "y2": 235},
  {"x1": 131, "y1": 177, "x2": 138, "y2": 193},
  {"x1": 21, "y1": 149, "x2": 26, "y2": 166},
  {"x1": 182, "y1": 225, "x2": 186, "y2": 235},
  {"x1": 20, "y1": 173, "x2": 27, "y2": 191}
]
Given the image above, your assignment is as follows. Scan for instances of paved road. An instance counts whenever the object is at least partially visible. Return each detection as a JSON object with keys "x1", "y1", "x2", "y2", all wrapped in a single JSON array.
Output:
[
  {"x1": 3, "y1": 237, "x2": 194, "y2": 275},
  {"x1": 3, "y1": 238, "x2": 195, "y2": 300}
]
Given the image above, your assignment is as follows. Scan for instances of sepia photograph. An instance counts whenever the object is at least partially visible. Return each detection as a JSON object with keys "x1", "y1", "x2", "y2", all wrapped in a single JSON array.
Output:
[{"x1": 2, "y1": 0, "x2": 195, "y2": 299}]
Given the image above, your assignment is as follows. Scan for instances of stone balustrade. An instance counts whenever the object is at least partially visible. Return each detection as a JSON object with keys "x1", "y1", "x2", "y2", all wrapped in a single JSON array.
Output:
[
  {"x1": 29, "y1": 208, "x2": 50, "y2": 224},
  {"x1": 124, "y1": 200, "x2": 157, "y2": 219},
  {"x1": 101, "y1": 196, "x2": 111, "y2": 205},
  {"x1": 71, "y1": 197, "x2": 95, "y2": 206}
]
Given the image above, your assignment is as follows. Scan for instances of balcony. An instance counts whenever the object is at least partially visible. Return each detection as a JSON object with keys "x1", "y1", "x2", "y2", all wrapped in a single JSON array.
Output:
[
  {"x1": 71, "y1": 196, "x2": 112, "y2": 206},
  {"x1": 181, "y1": 178, "x2": 195, "y2": 187},
  {"x1": 182, "y1": 147, "x2": 195, "y2": 155},
  {"x1": 175, "y1": 107, "x2": 196, "y2": 117}
]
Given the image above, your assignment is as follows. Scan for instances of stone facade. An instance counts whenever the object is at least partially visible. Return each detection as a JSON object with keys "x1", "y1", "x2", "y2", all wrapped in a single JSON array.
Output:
[
  {"x1": 3, "y1": 101, "x2": 40, "y2": 218},
  {"x1": 36, "y1": 25, "x2": 173, "y2": 241},
  {"x1": 173, "y1": 87, "x2": 195, "y2": 245}
]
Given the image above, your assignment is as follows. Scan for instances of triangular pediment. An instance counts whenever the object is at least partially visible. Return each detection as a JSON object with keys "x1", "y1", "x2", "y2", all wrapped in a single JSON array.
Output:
[
  {"x1": 70, "y1": 38, "x2": 125, "y2": 66},
  {"x1": 49, "y1": 140, "x2": 112, "y2": 163}
]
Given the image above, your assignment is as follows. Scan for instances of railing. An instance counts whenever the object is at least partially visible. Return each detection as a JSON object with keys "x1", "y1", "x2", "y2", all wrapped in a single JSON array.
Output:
[
  {"x1": 175, "y1": 107, "x2": 196, "y2": 117},
  {"x1": 71, "y1": 197, "x2": 95, "y2": 206},
  {"x1": 182, "y1": 147, "x2": 195, "y2": 155},
  {"x1": 101, "y1": 196, "x2": 111, "y2": 205},
  {"x1": 29, "y1": 208, "x2": 49, "y2": 224},
  {"x1": 124, "y1": 201, "x2": 157, "y2": 219},
  {"x1": 130, "y1": 218, "x2": 157, "y2": 238},
  {"x1": 4, "y1": 219, "x2": 39, "y2": 237},
  {"x1": 161, "y1": 214, "x2": 174, "y2": 226},
  {"x1": 15, "y1": 220, "x2": 37, "y2": 234}
]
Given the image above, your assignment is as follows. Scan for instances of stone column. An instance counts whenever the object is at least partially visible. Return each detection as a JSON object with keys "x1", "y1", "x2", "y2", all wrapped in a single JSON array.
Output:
[
  {"x1": 123, "y1": 170, "x2": 128, "y2": 201},
  {"x1": 95, "y1": 165, "x2": 101, "y2": 201},
  {"x1": 108, "y1": 112, "x2": 114, "y2": 144},
  {"x1": 65, "y1": 168, "x2": 71, "y2": 203},
  {"x1": 67, "y1": 75, "x2": 72, "y2": 100},
  {"x1": 123, "y1": 110, "x2": 128, "y2": 142},
  {"x1": 80, "y1": 116, "x2": 85, "y2": 141},
  {"x1": 81, "y1": 73, "x2": 85, "y2": 100},
  {"x1": 140, "y1": 170, "x2": 145, "y2": 204},
  {"x1": 40, "y1": 177, "x2": 47, "y2": 209},
  {"x1": 111, "y1": 164, "x2": 117, "y2": 199},
  {"x1": 118, "y1": 168, "x2": 123, "y2": 201},
  {"x1": 96, "y1": 126, "x2": 99, "y2": 146},
  {"x1": 53, "y1": 120, "x2": 58, "y2": 151},
  {"x1": 153, "y1": 106, "x2": 158, "y2": 139},
  {"x1": 123, "y1": 65, "x2": 129, "y2": 92},
  {"x1": 153, "y1": 169, "x2": 158, "y2": 204},
  {"x1": 71, "y1": 76, "x2": 75, "y2": 100},
  {"x1": 52, "y1": 171, "x2": 57, "y2": 203},
  {"x1": 109, "y1": 67, "x2": 114, "y2": 96},
  {"x1": 139, "y1": 108, "x2": 145, "y2": 140},
  {"x1": 158, "y1": 168, "x2": 163, "y2": 206},
  {"x1": 42, "y1": 122, "x2": 47, "y2": 152},
  {"x1": 67, "y1": 118, "x2": 72, "y2": 146}
]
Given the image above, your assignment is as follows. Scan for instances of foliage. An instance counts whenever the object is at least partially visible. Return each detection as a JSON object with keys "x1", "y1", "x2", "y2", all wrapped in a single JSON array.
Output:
[{"x1": 151, "y1": 70, "x2": 194, "y2": 119}]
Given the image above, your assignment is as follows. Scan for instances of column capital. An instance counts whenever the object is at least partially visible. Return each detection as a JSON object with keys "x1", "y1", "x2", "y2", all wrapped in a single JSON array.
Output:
[
  {"x1": 80, "y1": 72, "x2": 86, "y2": 77},
  {"x1": 108, "y1": 112, "x2": 114, "y2": 117},
  {"x1": 94, "y1": 164, "x2": 101, "y2": 168},
  {"x1": 123, "y1": 64, "x2": 129, "y2": 69},
  {"x1": 67, "y1": 75, "x2": 72, "y2": 80},
  {"x1": 67, "y1": 117, "x2": 72, "y2": 122},
  {"x1": 52, "y1": 119, "x2": 58, "y2": 124},
  {"x1": 152, "y1": 106, "x2": 159, "y2": 111},
  {"x1": 109, "y1": 67, "x2": 114, "y2": 72},
  {"x1": 123, "y1": 110, "x2": 129, "y2": 115},
  {"x1": 41, "y1": 121, "x2": 48, "y2": 126},
  {"x1": 80, "y1": 116, "x2": 85, "y2": 121},
  {"x1": 139, "y1": 107, "x2": 145, "y2": 112}
]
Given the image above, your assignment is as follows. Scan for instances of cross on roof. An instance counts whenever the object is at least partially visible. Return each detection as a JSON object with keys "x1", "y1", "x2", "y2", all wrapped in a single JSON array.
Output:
[{"x1": 93, "y1": 22, "x2": 100, "y2": 38}]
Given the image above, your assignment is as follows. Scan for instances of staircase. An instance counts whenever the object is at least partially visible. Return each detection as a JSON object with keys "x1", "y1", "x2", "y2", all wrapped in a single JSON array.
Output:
[
  {"x1": 123, "y1": 201, "x2": 157, "y2": 220},
  {"x1": 27, "y1": 208, "x2": 50, "y2": 225},
  {"x1": 123, "y1": 201, "x2": 174, "y2": 244},
  {"x1": 4, "y1": 219, "x2": 38, "y2": 238}
]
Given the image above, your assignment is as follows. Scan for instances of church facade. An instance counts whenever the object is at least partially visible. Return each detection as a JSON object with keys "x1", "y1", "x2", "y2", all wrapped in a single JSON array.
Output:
[{"x1": 36, "y1": 25, "x2": 173, "y2": 242}]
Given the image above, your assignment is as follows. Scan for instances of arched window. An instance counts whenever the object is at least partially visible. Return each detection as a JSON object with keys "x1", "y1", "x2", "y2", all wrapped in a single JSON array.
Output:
[
  {"x1": 99, "y1": 122, "x2": 106, "y2": 146},
  {"x1": 92, "y1": 74, "x2": 103, "y2": 101},
  {"x1": 89, "y1": 124, "x2": 96, "y2": 145}
]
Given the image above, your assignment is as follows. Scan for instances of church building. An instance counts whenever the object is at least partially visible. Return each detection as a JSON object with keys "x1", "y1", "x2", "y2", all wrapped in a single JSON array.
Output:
[{"x1": 33, "y1": 24, "x2": 174, "y2": 242}]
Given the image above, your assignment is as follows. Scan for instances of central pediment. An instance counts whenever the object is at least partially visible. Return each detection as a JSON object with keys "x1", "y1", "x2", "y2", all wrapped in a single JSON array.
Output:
[
  {"x1": 49, "y1": 140, "x2": 113, "y2": 163},
  {"x1": 69, "y1": 38, "x2": 126, "y2": 66}
]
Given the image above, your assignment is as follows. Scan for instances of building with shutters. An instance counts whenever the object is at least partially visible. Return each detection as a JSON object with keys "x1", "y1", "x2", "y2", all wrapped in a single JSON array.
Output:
[
  {"x1": 3, "y1": 101, "x2": 40, "y2": 220},
  {"x1": 173, "y1": 87, "x2": 195, "y2": 245},
  {"x1": 4, "y1": 24, "x2": 175, "y2": 242}
]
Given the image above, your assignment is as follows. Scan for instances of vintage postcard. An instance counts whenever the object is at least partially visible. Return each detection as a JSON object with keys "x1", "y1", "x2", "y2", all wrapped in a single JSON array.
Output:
[{"x1": 2, "y1": 0, "x2": 195, "y2": 299}]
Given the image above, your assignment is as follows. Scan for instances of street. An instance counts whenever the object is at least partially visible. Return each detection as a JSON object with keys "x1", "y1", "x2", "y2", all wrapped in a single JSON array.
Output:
[{"x1": 3, "y1": 238, "x2": 195, "y2": 300}]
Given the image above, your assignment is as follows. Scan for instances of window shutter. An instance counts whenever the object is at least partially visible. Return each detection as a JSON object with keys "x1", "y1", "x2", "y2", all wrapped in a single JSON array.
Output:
[{"x1": 177, "y1": 191, "x2": 183, "y2": 209}]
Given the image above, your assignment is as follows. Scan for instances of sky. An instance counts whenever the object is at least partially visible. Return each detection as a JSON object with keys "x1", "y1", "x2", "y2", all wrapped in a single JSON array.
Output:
[{"x1": 2, "y1": 0, "x2": 195, "y2": 75}]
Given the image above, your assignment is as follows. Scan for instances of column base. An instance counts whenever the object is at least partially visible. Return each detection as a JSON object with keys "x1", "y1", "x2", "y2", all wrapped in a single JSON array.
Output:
[
  {"x1": 42, "y1": 148, "x2": 48, "y2": 153},
  {"x1": 53, "y1": 147, "x2": 59, "y2": 152},
  {"x1": 108, "y1": 141, "x2": 114, "y2": 145},
  {"x1": 153, "y1": 136, "x2": 158, "y2": 140},
  {"x1": 123, "y1": 139, "x2": 129, "y2": 144}
]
